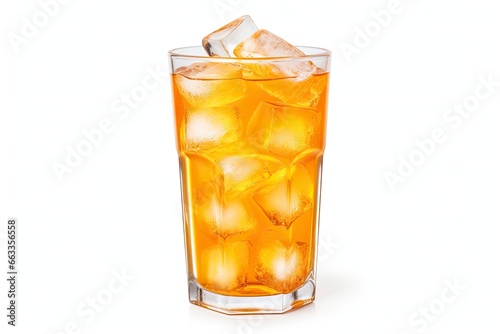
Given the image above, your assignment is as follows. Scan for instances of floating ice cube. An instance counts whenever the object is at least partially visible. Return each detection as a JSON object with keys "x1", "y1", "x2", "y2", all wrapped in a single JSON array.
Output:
[
  {"x1": 256, "y1": 73, "x2": 328, "y2": 108},
  {"x1": 200, "y1": 241, "x2": 251, "y2": 291},
  {"x1": 176, "y1": 62, "x2": 243, "y2": 80},
  {"x1": 185, "y1": 107, "x2": 240, "y2": 150},
  {"x1": 255, "y1": 238, "x2": 308, "y2": 293},
  {"x1": 233, "y1": 29, "x2": 327, "y2": 107},
  {"x1": 247, "y1": 102, "x2": 319, "y2": 159},
  {"x1": 202, "y1": 15, "x2": 258, "y2": 57},
  {"x1": 234, "y1": 29, "x2": 316, "y2": 79},
  {"x1": 201, "y1": 198, "x2": 255, "y2": 238},
  {"x1": 174, "y1": 62, "x2": 246, "y2": 107},
  {"x1": 234, "y1": 29, "x2": 304, "y2": 58},
  {"x1": 217, "y1": 154, "x2": 284, "y2": 200},
  {"x1": 253, "y1": 164, "x2": 313, "y2": 228}
]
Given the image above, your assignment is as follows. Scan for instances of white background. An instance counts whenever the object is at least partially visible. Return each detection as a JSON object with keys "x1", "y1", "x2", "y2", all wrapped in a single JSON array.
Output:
[{"x1": 1, "y1": 0, "x2": 500, "y2": 333}]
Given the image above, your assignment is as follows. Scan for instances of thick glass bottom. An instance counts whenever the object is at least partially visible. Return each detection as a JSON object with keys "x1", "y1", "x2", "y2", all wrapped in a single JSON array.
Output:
[{"x1": 188, "y1": 276, "x2": 315, "y2": 315}]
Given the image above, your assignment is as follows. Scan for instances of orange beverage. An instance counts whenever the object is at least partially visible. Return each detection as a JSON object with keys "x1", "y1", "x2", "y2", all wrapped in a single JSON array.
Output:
[{"x1": 169, "y1": 45, "x2": 330, "y2": 314}]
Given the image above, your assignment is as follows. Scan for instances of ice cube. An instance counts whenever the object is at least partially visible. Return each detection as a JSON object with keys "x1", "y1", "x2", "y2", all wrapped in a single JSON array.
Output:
[
  {"x1": 247, "y1": 102, "x2": 320, "y2": 159},
  {"x1": 217, "y1": 153, "x2": 284, "y2": 200},
  {"x1": 234, "y1": 29, "x2": 327, "y2": 107},
  {"x1": 200, "y1": 241, "x2": 251, "y2": 291},
  {"x1": 253, "y1": 163, "x2": 313, "y2": 228},
  {"x1": 255, "y1": 238, "x2": 308, "y2": 293},
  {"x1": 176, "y1": 62, "x2": 242, "y2": 80},
  {"x1": 202, "y1": 15, "x2": 258, "y2": 57},
  {"x1": 234, "y1": 29, "x2": 316, "y2": 79},
  {"x1": 256, "y1": 73, "x2": 328, "y2": 108},
  {"x1": 201, "y1": 198, "x2": 255, "y2": 238},
  {"x1": 234, "y1": 29, "x2": 304, "y2": 58},
  {"x1": 185, "y1": 107, "x2": 240, "y2": 150},
  {"x1": 174, "y1": 62, "x2": 246, "y2": 107}
]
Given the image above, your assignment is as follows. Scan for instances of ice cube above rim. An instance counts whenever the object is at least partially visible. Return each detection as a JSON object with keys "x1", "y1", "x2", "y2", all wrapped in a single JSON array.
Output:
[{"x1": 202, "y1": 15, "x2": 258, "y2": 57}]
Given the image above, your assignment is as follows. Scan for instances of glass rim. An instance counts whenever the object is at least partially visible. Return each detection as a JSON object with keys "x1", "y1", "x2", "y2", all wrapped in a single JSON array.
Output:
[{"x1": 168, "y1": 45, "x2": 331, "y2": 61}]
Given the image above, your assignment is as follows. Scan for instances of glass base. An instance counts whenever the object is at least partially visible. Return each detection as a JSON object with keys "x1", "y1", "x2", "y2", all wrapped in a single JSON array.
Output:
[{"x1": 188, "y1": 277, "x2": 315, "y2": 315}]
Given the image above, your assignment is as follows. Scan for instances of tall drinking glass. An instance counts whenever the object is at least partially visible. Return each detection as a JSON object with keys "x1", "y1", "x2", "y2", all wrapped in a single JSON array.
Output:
[{"x1": 169, "y1": 46, "x2": 331, "y2": 314}]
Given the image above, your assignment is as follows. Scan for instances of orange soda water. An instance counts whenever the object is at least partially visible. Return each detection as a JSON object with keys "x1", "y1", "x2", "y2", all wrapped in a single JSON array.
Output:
[{"x1": 172, "y1": 60, "x2": 329, "y2": 298}]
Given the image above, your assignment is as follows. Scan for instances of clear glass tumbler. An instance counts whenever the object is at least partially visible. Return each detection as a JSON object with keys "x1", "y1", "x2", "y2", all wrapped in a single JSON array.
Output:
[{"x1": 169, "y1": 46, "x2": 331, "y2": 314}]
